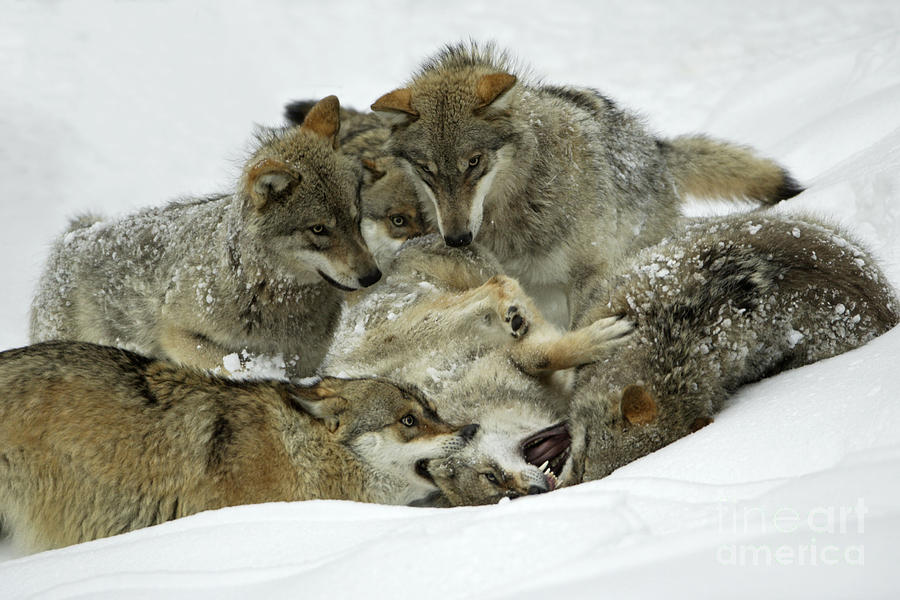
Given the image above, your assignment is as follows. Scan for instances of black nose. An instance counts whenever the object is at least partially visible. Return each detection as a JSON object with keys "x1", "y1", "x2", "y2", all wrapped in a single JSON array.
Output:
[
  {"x1": 527, "y1": 485, "x2": 548, "y2": 495},
  {"x1": 358, "y1": 269, "x2": 382, "y2": 288},
  {"x1": 444, "y1": 232, "x2": 473, "y2": 247},
  {"x1": 459, "y1": 423, "x2": 480, "y2": 441}
]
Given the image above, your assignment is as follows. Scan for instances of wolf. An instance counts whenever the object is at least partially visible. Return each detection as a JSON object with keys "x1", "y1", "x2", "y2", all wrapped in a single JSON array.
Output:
[
  {"x1": 417, "y1": 213, "x2": 898, "y2": 505},
  {"x1": 371, "y1": 42, "x2": 803, "y2": 325},
  {"x1": 560, "y1": 212, "x2": 899, "y2": 484},
  {"x1": 0, "y1": 341, "x2": 476, "y2": 552},
  {"x1": 285, "y1": 99, "x2": 432, "y2": 269},
  {"x1": 30, "y1": 96, "x2": 379, "y2": 378},
  {"x1": 321, "y1": 235, "x2": 630, "y2": 504}
]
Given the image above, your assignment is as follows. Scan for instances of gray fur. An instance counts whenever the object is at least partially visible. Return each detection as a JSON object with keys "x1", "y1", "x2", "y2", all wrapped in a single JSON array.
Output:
[
  {"x1": 30, "y1": 97, "x2": 379, "y2": 378},
  {"x1": 372, "y1": 42, "x2": 800, "y2": 325},
  {"x1": 322, "y1": 235, "x2": 631, "y2": 503},
  {"x1": 564, "y1": 212, "x2": 899, "y2": 484}
]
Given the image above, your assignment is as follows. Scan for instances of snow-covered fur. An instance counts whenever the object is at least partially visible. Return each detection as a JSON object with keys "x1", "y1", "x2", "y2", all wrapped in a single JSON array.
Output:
[
  {"x1": 564, "y1": 212, "x2": 899, "y2": 484},
  {"x1": 372, "y1": 41, "x2": 801, "y2": 325},
  {"x1": 321, "y1": 235, "x2": 631, "y2": 503},
  {"x1": 29, "y1": 97, "x2": 379, "y2": 378}
]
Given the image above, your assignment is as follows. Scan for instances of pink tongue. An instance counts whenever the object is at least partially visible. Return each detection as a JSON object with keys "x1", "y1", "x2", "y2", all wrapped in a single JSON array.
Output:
[{"x1": 523, "y1": 423, "x2": 571, "y2": 468}]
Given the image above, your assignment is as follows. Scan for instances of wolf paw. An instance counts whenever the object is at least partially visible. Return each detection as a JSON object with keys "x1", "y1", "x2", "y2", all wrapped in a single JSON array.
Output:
[
  {"x1": 504, "y1": 305, "x2": 530, "y2": 338},
  {"x1": 589, "y1": 315, "x2": 634, "y2": 346}
]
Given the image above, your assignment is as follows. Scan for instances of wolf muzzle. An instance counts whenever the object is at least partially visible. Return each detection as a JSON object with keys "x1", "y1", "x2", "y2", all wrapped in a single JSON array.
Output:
[{"x1": 358, "y1": 268, "x2": 382, "y2": 288}]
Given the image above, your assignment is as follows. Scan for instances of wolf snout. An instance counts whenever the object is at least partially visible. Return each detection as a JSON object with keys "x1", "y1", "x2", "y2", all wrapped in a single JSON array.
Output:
[
  {"x1": 358, "y1": 268, "x2": 382, "y2": 288},
  {"x1": 459, "y1": 423, "x2": 480, "y2": 442},
  {"x1": 527, "y1": 485, "x2": 548, "y2": 495},
  {"x1": 444, "y1": 232, "x2": 473, "y2": 247}
]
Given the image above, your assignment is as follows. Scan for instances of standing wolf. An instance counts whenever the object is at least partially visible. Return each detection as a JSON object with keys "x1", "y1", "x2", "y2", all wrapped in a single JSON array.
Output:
[
  {"x1": 562, "y1": 212, "x2": 899, "y2": 484},
  {"x1": 371, "y1": 42, "x2": 802, "y2": 324},
  {"x1": 0, "y1": 341, "x2": 475, "y2": 552},
  {"x1": 30, "y1": 96, "x2": 379, "y2": 378}
]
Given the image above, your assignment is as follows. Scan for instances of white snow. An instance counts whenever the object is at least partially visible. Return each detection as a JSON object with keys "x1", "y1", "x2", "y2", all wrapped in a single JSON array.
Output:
[{"x1": 2, "y1": 0, "x2": 900, "y2": 598}]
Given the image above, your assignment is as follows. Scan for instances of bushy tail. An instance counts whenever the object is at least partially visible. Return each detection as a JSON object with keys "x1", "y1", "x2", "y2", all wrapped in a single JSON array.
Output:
[{"x1": 659, "y1": 135, "x2": 803, "y2": 206}]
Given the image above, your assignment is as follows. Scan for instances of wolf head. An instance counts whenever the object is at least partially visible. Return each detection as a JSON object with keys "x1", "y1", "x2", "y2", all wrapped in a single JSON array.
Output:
[
  {"x1": 421, "y1": 405, "x2": 572, "y2": 506},
  {"x1": 240, "y1": 96, "x2": 381, "y2": 291},
  {"x1": 372, "y1": 45, "x2": 521, "y2": 248},
  {"x1": 292, "y1": 376, "x2": 478, "y2": 505},
  {"x1": 358, "y1": 157, "x2": 434, "y2": 268}
]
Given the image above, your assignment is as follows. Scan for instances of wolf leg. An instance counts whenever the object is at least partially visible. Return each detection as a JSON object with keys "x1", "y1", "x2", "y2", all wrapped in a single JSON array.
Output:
[
  {"x1": 511, "y1": 315, "x2": 633, "y2": 375},
  {"x1": 159, "y1": 324, "x2": 236, "y2": 374}
]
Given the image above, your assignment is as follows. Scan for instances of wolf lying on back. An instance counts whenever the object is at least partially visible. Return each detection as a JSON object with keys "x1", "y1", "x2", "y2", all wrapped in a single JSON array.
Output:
[
  {"x1": 30, "y1": 96, "x2": 379, "y2": 378},
  {"x1": 321, "y1": 235, "x2": 631, "y2": 502},
  {"x1": 561, "y1": 212, "x2": 899, "y2": 484},
  {"x1": 0, "y1": 341, "x2": 474, "y2": 552},
  {"x1": 371, "y1": 42, "x2": 803, "y2": 324},
  {"x1": 423, "y1": 212, "x2": 898, "y2": 505},
  {"x1": 285, "y1": 99, "x2": 432, "y2": 269}
]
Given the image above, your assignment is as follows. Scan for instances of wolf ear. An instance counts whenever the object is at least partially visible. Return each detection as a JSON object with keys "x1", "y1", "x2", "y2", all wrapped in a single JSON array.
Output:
[
  {"x1": 475, "y1": 73, "x2": 517, "y2": 111},
  {"x1": 621, "y1": 385, "x2": 658, "y2": 425},
  {"x1": 246, "y1": 158, "x2": 298, "y2": 211},
  {"x1": 361, "y1": 158, "x2": 387, "y2": 182},
  {"x1": 291, "y1": 380, "x2": 350, "y2": 433},
  {"x1": 371, "y1": 88, "x2": 419, "y2": 124},
  {"x1": 300, "y1": 95, "x2": 341, "y2": 147}
]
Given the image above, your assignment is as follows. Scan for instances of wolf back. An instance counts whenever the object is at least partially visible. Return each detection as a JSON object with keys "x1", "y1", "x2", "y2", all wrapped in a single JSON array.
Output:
[
  {"x1": 30, "y1": 96, "x2": 380, "y2": 378},
  {"x1": 0, "y1": 341, "x2": 475, "y2": 552},
  {"x1": 565, "y1": 212, "x2": 899, "y2": 484}
]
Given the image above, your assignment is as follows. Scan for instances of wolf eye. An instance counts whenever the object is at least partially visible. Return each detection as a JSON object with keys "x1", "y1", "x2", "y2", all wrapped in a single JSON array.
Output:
[
  {"x1": 310, "y1": 224, "x2": 328, "y2": 235},
  {"x1": 417, "y1": 163, "x2": 432, "y2": 175},
  {"x1": 482, "y1": 472, "x2": 499, "y2": 484},
  {"x1": 400, "y1": 414, "x2": 418, "y2": 427},
  {"x1": 390, "y1": 214, "x2": 408, "y2": 227},
  {"x1": 468, "y1": 155, "x2": 481, "y2": 168}
]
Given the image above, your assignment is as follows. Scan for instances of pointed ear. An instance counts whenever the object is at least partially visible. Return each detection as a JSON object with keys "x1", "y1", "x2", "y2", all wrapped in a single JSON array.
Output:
[
  {"x1": 246, "y1": 158, "x2": 298, "y2": 210},
  {"x1": 291, "y1": 380, "x2": 349, "y2": 433},
  {"x1": 361, "y1": 158, "x2": 386, "y2": 182},
  {"x1": 475, "y1": 73, "x2": 517, "y2": 110},
  {"x1": 621, "y1": 385, "x2": 658, "y2": 425},
  {"x1": 300, "y1": 95, "x2": 341, "y2": 147},
  {"x1": 371, "y1": 88, "x2": 419, "y2": 123},
  {"x1": 690, "y1": 416, "x2": 714, "y2": 432}
]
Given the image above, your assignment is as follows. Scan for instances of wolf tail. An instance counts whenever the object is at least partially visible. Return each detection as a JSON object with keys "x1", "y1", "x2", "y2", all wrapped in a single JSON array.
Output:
[{"x1": 659, "y1": 135, "x2": 803, "y2": 206}]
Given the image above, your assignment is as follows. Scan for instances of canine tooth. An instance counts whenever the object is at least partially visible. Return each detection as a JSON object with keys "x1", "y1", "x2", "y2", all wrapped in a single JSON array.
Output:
[{"x1": 538, "y1": 460, "x2": 549, "y2": 471}]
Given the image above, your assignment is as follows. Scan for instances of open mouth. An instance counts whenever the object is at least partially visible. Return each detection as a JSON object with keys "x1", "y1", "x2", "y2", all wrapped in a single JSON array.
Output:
[
  {"x1": 415, "y1": 459, "x2": 435, "y2": 485},
  {"x1": 522, "y1": 422, "x2": 571, "y2": 490},
  {"x1": 317, "y1": 270, "x2": 357, "y2": 292}
]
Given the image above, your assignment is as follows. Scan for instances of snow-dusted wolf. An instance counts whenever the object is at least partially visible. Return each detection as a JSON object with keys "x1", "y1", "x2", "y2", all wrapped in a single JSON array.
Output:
[
  {"x1": 30, "y1": 96, "x2": 380, "y2": 378},
  {"x1": 321, "y1": 235, "x2": 631, "y2": 503},
  {"x1": 418, "y1": 213, "x2": 898, "y2": 505},
  {"x1": 0, "y1": 341, "x2": 476, "y2": 552},
  {"x1": 562, "y1": 212, "x2": 899, "y2": 485},
  {"x1": 371, "y1": 42, "x2": 803, "y2": 324}
]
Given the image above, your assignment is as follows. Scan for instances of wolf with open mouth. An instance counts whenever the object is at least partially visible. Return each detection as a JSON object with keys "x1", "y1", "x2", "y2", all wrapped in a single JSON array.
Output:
[{"x1": 321, "y1": 234, "x2": 630, "y2": 506}]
